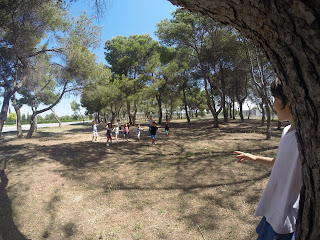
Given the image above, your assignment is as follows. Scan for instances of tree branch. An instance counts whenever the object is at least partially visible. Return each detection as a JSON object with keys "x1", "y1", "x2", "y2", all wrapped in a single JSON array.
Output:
[
  {"x1": 27, "y1": 48, "x2": 64, "y2": 59},
  {"x1": 35, "y1": 80, "x2": 69, "y2": 115}
]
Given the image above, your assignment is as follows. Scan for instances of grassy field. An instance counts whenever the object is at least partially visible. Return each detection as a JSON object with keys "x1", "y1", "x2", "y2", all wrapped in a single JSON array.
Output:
[{"x1": 0, "y1": 118, "x2": 284, "y2": 240}]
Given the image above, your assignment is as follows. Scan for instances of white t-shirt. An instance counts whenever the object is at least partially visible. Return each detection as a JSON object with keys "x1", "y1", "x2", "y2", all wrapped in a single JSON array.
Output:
[
  {"x1": 136, "y1": 127, "x2": 143, "y2": 136},
  {"x1": 254, "y1": 125, "x2": 302, "y2": 234}
]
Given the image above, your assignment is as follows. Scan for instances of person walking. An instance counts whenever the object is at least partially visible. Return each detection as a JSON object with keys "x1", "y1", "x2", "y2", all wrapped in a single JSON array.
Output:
[
  {"x1": 123, "y1": 123, "x2": 129, "y2": 141},
  {"x1": 164, "y1": 121, "x2": 170, "y2": 139},
  {"x1": 106, "y1": 122, "x2": 113, "y2": 146},
  {"x1": 114, "y1": 123, "x2": 120, "y2": 141},
  {"x1": 150, "y1": 121, "x2": 158, "y2": 145},
  {"x1": 92, "y1": 120, "x2": 98, "y2": 141},
  {"x1": 135, "y1": 123, "x2": 144, "y2": 141}
]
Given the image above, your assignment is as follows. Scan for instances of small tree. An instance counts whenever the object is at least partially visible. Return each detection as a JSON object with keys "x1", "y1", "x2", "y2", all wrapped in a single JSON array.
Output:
[
  {"x1": 7, "y1": 112, "x2": 17, "y2": 123},
  {"x1": 71, "y1": 100, "x2": 81, "y2": 120}
]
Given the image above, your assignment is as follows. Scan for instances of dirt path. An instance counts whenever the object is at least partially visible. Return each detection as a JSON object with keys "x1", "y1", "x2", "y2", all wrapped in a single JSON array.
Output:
[{"x1": 0, "y1": 119, "x2": 282, "y2": 240}]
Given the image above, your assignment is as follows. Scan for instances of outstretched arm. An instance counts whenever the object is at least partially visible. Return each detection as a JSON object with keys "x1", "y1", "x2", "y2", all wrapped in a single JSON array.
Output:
[{"x1": 234, "y1": 151, "x2": 275, "y2": 167}]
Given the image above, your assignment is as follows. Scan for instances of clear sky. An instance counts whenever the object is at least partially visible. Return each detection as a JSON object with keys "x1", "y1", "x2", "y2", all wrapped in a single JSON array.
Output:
[
  {"x1": 16, "y1": 0, "x2": 178, "y2": 117},
  {"x1": 72, "y1": 0, "x2": 178, "y2": 64}
]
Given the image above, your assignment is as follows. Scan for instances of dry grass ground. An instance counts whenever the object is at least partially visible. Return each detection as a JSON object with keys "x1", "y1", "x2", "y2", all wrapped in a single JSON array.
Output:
[{"x1": 0, "y1": 118, "x2": 284, "y2": 240}]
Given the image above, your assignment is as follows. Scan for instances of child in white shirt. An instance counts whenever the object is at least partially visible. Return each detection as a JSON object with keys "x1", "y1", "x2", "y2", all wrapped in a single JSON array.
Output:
[
  {"x1": 114, "y1": 123, "x2": 119, "y2": 141},
  {"x1": 135, "y1": 124, "x2": 144, "y2": 141},
  {"x1": 234, "y1": 78, "x2": 301, "y2": 240}
]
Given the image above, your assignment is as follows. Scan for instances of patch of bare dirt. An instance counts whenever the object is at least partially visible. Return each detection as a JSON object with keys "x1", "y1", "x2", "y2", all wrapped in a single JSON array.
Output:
[{"x1": 0, "y1": 119, "x2": 283, "y2": 240}]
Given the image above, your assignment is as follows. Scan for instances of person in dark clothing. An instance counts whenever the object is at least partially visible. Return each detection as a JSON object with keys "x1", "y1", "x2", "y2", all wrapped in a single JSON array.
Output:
[
  {"x1": 164, "y1": 121, "x2": 169, "y2": 139},
  {"x1": 150, "y1": 121, "x2": 158, "y2": 145}
]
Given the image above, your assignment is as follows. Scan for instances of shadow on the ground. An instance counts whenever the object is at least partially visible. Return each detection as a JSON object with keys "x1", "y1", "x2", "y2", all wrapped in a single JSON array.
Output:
[
  {"x1": 0, "y1": 156, "x2": 30, "y2": 240},
  {"x1": 1, "y1": 118, "x2": 279, "y2": 238}
]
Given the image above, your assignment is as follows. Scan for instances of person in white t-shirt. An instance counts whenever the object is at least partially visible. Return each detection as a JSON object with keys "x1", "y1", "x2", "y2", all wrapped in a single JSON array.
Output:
[
  {"x1": 234, "y1": 78, "x2": 302, "y2": 240},
  {"x1": 114, "y1": 123, "x2": 120, "y2": 141},
  {"x1": 135, "y1": 123, "x2": 144, "y2": 141},
  {"x1": 92, "y1": 120, "x2": 98, "y2": 142}
]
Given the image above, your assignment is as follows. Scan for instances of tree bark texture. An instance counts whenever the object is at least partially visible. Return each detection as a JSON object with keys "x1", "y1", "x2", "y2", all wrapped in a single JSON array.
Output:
[
  {"x1": 0, "y1": 88, "x2": 13, "y2": 136},
  {"x1": 182, "y1": 88, "x2": 190, "y2": 123},
  {"x1": 222, "y1": 97, "x2": 228, "y2": 123},
  {"x1": 27, "y1": 113, "x2": 37, "y2": 139},
  {"x1": 11, "y1": 93, "x2": 22, "y2": 138},
  {"x1": 168, "y1": 1, "x2": 320, "y2": 239},
  {"x1": 51, "y1": 109, "x2": 62, "y2": 127}
]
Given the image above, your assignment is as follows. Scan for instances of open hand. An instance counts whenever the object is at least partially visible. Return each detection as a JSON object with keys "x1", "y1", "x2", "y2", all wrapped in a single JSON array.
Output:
[{"x1": 234, "y1": 151, "x2": 256, "y2": 163}]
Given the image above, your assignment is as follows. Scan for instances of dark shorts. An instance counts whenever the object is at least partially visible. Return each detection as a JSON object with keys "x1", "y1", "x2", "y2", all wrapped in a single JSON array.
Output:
[
  {"x1": 151, "y1": 134, "x2": 156, "y2": 139},
  {"x1": 256, "y1": 217, "x2": 294, "y2": 240}
]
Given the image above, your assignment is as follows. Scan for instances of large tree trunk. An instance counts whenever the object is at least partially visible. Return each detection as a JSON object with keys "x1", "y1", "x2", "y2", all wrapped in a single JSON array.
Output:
[{"x1": 169, "y1": 1, "x2": 320, "y2": 239}]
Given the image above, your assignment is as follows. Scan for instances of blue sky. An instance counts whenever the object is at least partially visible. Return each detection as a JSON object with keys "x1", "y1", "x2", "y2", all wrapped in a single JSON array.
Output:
[
  {"x1": 72, "y1": 0, "x2": 178, "y2": 64},
  {"x1": 17, "y1": 0, "x2": 178, "y2": 117}
]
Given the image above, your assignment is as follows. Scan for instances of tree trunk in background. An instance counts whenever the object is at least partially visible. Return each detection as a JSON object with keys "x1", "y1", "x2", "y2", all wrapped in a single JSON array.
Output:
[
  {"x1": 277, "y1": 121, "x2": 281, "y2": 131},
  {"x1": 51, "y1": 109, "x2": 62, "y2": 127},
  {"x1": 27, "y1": 113, "x2": 37, "y2": 139},
  {"x1": 238, "y1": 100, "x2": 244, "y2": 122},
  {"x1": 169, "y1": 98, "x2": 174, "y2": 120},
  {"x1": 0, "y1": 88, "x2": 13, "y2": 136},
  {"x1": 169, "y1": 1, "x2": 320, "y2": 238},
  {"x1": 132, "y1": 100, "x2": 138, "y2": 125},
  {"x1": 157, "y1": 98, "x2": 163, "y2": 124},
  {"x1": 111, "y1": 111, "x2": 116, "y2": 124},
  {"x1": 126, "y1": 101, "x2": 133, "y2": 125},
  {"x1": 246, "y1": 103, "x2": 251, "y2": 120},
  {"x1": 97, "y1": 112, "x2": 100, "y2": 123},
  {"x1": 265, "y1": 100, "x2": 271, "y2": 140},
  {"x1": 260, "y1": 103, "x2": 265, "y2": 125},
  {"x1": 232, "y1": 100, "x2": 235, "y2": 120},
  {"x1": 222, "y1": 96, "x2": 228, "y2": 123},
  {"x1": 182, "y1": 88, "x2": 190, "y2": 123},
  {"x1": 11, "y1": 93, "x2": 22, "y2": 138},
  {"x1": 34, "y1": 106, "x2": 38, "y2": 133}
]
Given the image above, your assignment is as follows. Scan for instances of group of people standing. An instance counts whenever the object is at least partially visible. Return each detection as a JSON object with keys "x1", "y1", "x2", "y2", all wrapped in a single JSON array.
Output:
[{"x1": 91, "y1": 118, "x2": 170, "y2": 146}]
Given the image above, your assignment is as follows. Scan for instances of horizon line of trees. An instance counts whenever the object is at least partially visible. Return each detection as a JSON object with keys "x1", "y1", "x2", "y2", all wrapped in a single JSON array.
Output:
[{"x1": 81, "y1": 8, "x2": 277, "y2": 139}]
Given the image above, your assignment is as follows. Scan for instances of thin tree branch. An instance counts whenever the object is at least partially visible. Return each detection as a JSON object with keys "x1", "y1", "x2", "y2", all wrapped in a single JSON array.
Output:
[{"x1": 27, "y1": 48, "x2": 64, "y2": 58}]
